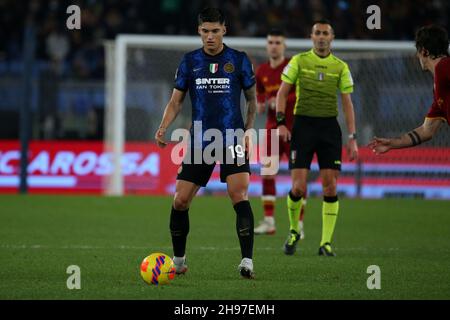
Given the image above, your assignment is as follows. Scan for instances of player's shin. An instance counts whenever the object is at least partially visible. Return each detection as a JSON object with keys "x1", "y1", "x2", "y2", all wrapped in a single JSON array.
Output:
[
  {"x1": 169, "y1": 207, "x2": 190, "y2": 258},
  {"x1": 287, "y1": 191, "x2": 302, "y2": 233},
  {"x1": 298, "y1": 197, "x2": 307, "y2": 239},
  {"x1": 262, "y1": 178, "x2": 276, "y2": 218},
  {"x1": 300, "y1": 189, "x2": 307, "y2": 222},
  {"x1": 320, "y1": 196, "x2": 339, "y2": 246},
  {"x1": 233, "y1": 200, "x2": 254, "y2": 259}
]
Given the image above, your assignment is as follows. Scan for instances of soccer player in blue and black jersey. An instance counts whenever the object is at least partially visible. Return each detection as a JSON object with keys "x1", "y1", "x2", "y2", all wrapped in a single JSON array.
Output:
[{"x1": 154, "y1": 8, "x2": 257, "y2": 278}]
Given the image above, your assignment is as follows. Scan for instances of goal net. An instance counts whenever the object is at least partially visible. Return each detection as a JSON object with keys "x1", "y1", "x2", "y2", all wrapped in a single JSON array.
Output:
[{"x1": 104, "y1": 36, "x2": 450, "y2": 199}]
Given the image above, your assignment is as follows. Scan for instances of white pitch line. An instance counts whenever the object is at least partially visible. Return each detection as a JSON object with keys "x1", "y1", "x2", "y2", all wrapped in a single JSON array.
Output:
[{"x1": 0, "y1": 244, "x2": 399, "y2": 252}]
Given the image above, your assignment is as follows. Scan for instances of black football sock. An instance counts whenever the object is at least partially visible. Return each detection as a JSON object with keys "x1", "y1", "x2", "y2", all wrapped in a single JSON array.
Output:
[
  {"x1": 169, "y1": 207, "x2": 190, "y2": 258},
  {"x1": 233, "y1": 200, "x2": 254, "y2": 259}
]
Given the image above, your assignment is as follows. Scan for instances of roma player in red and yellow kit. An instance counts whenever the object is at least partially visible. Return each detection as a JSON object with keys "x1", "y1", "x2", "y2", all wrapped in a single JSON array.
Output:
[
  {"x1": 370, "y1": 25, "x2": 449, "y2": 153},
  {"x1": 254, "y1": 29, "x2": 306, "y2": 238}
]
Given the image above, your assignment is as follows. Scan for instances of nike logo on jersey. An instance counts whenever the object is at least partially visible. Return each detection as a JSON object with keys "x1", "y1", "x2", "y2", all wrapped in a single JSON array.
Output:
[{"x1": 193, "y1": 67, "x2": 202, "y2": 72}]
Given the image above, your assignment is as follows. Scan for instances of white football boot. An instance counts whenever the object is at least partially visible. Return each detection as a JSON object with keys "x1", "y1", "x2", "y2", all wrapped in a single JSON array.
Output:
[
  {"x1": 173, "y1": 255, "x2": 188, "y2": 275},
  {"x1": 238, "y1": 258, "x2": 254, "y2": 279},
  {"x1": 254, "y1": 216, "x2": 276, "y2": 235}
]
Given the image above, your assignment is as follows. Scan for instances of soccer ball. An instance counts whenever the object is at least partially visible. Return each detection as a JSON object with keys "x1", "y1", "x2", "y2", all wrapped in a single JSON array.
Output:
[{"x1": 140, "y1": 253, "x2": 176, "y2": 285}]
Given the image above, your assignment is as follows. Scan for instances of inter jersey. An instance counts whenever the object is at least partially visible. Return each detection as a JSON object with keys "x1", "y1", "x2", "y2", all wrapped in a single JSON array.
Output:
[
  {"x1": 281, "y1": 49, "x2": 354, "y2": 117},
  {"x1": 426, "y1": 56, "x2": 450, "y2": 126},
  {"x1": 256, "y1": 58, "x2": 296, "y2": 130},
  {"x1": 174, "y1": 44, "x2": 255, "y2": 147}
]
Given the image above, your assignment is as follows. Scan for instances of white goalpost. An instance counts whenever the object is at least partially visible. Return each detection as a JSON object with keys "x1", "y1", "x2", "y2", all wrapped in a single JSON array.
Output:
[{"x1": 104, "y1": 35, "x2": 425, "y2": 196}]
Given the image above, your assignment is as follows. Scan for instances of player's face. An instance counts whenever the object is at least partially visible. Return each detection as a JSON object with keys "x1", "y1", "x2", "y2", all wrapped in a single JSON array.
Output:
[
  {"x1": 198, "y1": 22, "x2": 226, "y2": 52},
  {"x1": 311, "y1": 24, "x2": 334, "y2": 53},
  {"x1": 266, "y1": 35, "x2": 286, "y2": 60},
  {"x1": 416, "y1": 48, "x2": 430, "y2": 71}
]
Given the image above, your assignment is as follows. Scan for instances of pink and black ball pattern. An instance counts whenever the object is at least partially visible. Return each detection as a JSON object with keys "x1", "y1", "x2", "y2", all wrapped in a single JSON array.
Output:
[
  {"x1": 151, "y1": 255, "x2": 165, "y2": 284},
  {"x1": 140, "y1": 253, "x2": 176, "y2": 285}
]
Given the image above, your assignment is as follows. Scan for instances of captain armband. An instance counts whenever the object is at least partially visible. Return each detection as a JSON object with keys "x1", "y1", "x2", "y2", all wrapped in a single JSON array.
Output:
[{"x1": 407, "y1": 130, "x2": 422, "y2": 146}]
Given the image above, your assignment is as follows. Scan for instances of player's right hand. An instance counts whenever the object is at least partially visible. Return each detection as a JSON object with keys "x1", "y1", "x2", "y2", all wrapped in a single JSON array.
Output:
[
  {"x1": 277, "y1": 125, "x2": 291, "y2": 143},
  {"x1": 368, "y1": 136, "x2": 391, "y2": 155},
  {"x1": 268, "y1": 97, "x2": 276, "y2": 110},
  {"x1": 155, "y1": 127, "x2": 167, "y2": 148},
  {"x1": 257, "y1": 102, "x2": 265, "y2": 114}
]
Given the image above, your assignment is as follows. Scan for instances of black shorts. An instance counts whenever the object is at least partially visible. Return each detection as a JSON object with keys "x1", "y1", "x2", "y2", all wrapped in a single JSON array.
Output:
[
  {"x1": 177, "y1": 146, "x2": 251, "y2": 187},
  {"x1": 289, "y1": 115, "x2": 342, "y2": 171}
]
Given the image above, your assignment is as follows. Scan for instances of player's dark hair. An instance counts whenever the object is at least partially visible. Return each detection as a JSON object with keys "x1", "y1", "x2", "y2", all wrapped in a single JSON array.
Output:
[
  {"x1": 312, "y1": 19, "x2": 334, "y2": 34},
  {"x1": 267, "y1": 28, "x2": 285, "y2": 37},
  {"x1": 415, "y1": 25, "x2": 449, "y2": 58},
  {"x1": 198, "y1": 7, "x2": 225, "y2": 25}
]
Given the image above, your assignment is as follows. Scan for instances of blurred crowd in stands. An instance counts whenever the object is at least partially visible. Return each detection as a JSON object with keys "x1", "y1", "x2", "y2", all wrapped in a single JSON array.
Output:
[{"x1": 0, "y1": 0, "x2": 449, "y2": 79}]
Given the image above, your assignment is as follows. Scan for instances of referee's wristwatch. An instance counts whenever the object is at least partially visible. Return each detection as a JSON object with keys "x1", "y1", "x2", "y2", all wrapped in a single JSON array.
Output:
[
  {"x1": 276, "y1": 112, "x2": 286, "y2": 127},
  {"x1": 348, "y1": 133, "x2": 357, "y2": 140}
]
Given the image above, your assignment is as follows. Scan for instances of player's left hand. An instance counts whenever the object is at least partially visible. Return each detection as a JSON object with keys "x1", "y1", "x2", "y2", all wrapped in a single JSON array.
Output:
[
  {"x1": 277, "y1": 125, "x2": 291, "y2": 143},
  {"x1": 155, "y1": 127, "x2": 167, "y2": 148},
  {"x1": 347, "y1": 139, "x2": 358, "y2": 161}
]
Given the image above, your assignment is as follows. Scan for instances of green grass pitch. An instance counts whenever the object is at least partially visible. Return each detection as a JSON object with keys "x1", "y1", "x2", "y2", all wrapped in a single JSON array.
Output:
[{"x1": 0, "y1": 195, "x2": 449, "y2": 300}]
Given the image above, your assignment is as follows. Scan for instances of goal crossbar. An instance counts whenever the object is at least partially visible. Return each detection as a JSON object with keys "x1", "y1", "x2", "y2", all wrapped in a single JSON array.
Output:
[{"x1": 105, "y1": 35, "x2": 416, "y2": 196}]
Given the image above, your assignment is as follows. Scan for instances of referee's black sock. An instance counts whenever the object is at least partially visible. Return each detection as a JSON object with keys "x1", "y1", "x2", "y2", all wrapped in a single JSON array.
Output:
[
  {"x1": 233, "y1": 200, "x2": 254, "y2": 259},
  {"x1": 169, "y1": 207, "x2": 190, "y2": 257}
]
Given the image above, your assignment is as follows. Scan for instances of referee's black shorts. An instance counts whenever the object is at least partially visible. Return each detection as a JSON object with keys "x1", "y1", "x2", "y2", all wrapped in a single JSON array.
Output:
[
  {"x1": 289, "y1": 115, "x2": 342, "y2": 171},
  {"x1": 177, "y1": 146, "x2": 251, "y2": 187}
]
